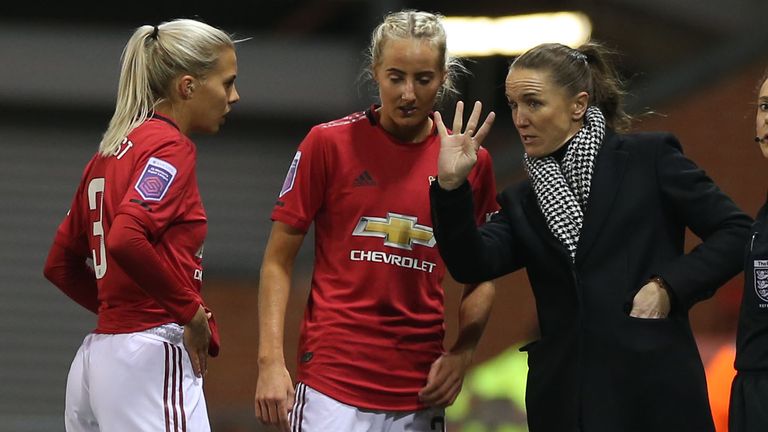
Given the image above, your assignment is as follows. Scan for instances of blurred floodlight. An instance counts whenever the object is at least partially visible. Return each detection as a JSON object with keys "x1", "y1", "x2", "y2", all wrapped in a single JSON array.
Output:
[{"x1": 444, "y1": 12, "x2": 592, "y2": 57}]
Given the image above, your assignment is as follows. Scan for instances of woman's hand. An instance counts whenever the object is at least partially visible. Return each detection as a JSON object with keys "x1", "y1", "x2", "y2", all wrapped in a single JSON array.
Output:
[
  {"x1": 630, "y1": 280, "x2": 671, "y2": 319},
  {"x1": 183, "y1": 305, "x2": 212, "y2": 377},
  {"x1": 435, "y1": 101, "x2": 495, "y2": 190}
]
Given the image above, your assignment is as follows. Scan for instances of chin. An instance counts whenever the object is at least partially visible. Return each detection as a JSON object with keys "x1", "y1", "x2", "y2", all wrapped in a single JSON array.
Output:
[{"x1": 523, "y1": 146, "x2": 543, "y2": 158}]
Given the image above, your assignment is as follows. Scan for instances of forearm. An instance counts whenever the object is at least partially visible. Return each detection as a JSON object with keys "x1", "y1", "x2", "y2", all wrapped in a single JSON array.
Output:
[
  {"x1": 257, "y1": 263, "x2": 291, "y2": 367},
  {"x1": 108, "y1": 213, "x2": 200, "y2": 324},
  {"x1": 431, "y1": 181, "x2": 491, "y2": 282},
  {"x1": 449, "y1": 281, "x2": 495, "y2": 356},
  {"x1": 661, "y1": 218, "x2": 751, "y2": 308},
  {"x1": 43, "y1": 242, "x2": 99, "y2": 313}
]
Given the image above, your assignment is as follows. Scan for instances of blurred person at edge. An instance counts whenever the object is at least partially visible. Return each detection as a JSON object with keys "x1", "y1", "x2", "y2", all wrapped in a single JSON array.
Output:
[
  {"x1": 254, "y1": 9, "x2": 499, "y2": 432},
  {"x1": 430, "y1": 41, "x2": 751, "y2": 432},
  {"x1": 730, "y1": 67, "x2": 768, "y2": 432},
  {"x1": 43, "y1": 18, "x2": 240, "y2": 432}
]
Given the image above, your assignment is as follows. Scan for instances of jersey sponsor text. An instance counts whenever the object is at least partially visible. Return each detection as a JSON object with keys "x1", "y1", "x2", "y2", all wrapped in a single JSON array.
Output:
[{"x1": 350, "y1": 249, "x2": 436, "y2": 273}]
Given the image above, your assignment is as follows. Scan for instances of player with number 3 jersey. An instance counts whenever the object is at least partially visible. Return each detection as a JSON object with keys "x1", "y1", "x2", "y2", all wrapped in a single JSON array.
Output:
[{"x1": 43, "y1": 19, "x2": 239, "y2": 432}]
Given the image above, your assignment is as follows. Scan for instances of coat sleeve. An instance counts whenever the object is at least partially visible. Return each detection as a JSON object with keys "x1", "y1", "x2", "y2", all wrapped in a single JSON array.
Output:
[
  {"x1": 653, "y1": 134, "x2": 752, "y2": 309},
  {"x1": 430, "y1": 180, "x2": 524, "y2": 283}
]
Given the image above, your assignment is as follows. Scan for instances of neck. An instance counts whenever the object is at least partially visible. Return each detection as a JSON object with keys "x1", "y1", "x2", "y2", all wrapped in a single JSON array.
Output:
[
  {"x1": 378, "y1": 111, "x2": 433, "y2": 143},
  {"x1": 154, "y1": 102, "x2": 188, "y2": 136}
]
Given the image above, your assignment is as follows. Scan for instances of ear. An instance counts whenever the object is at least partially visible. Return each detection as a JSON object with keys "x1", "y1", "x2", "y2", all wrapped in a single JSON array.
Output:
[
  {"x1": 177, "y1": 75, "x2": 196, "y2": 99},
  {"x1": 572, "y1": 91, "x2": 589, "y2": 121}
]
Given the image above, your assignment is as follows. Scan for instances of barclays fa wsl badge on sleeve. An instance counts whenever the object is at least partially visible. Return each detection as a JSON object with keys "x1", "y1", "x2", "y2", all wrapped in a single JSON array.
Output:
[
  {"x1": 135, "y1": 157, "x2": 177, "y2": 201},
  {"x1": 279, "y1": 151, "x2": 301, "y2": 198},
  {"x1": 754, "y1": 260, "x2": 768, "y2": 306}
]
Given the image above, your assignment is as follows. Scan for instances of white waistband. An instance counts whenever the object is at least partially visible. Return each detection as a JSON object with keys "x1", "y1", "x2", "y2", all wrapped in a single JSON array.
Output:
[{"x1": 143, "y1": 323, "x2": 184, "y2": 345}]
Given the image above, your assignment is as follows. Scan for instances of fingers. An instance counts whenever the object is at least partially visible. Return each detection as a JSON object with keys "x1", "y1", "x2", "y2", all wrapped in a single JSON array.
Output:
[
  {"x1": 421, "y1": 378, "x2": 460, "y2": 406},
  {"x1": 198, "y1": 349, "x2": 208, "y2": 377},
  {"x1": 433, "y1": 111, "x2": 449, "y2": 139},
  {"x1": 278, "y1": 402, "x2": 291, "y2": 432},
  {"x1": 255, "y1": 399, "x2": 292, "y2": 430},
  {"x1": 629, "y1": 285, "x2": 666, "y2": 319},
  {"x1": 419, "y1": 359, "x2": 454, "y2": 406},
  {"x1": 464, "y1": 101, "x2": 483, "y2": 136},
  {"x1": 452, "y1": 100, "x2": 465, "y2": 133},
  {"x1": 184, "y1": 333, "x2": 210, "y2": 377},
  {"x1": 473, "y1": 111, "x2": 496, "y2": 147},
  {"x1": 188, "y1": 349, "x2": 203, "y2": 377},
  {"x1": 266, "y1": 400, "x2": 279, "y2": 428}
]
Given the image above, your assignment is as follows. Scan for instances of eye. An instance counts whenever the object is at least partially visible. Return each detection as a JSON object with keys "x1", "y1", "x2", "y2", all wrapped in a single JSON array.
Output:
[
  {"x1": 418, "y1": 77, "x2": 432, "y2": 85},
  {"x1": 759, "y1": 102, "x2": 768, "y2": 112},
  {"x1": 527, "y1": 100, "x2": 541, "y2": 109},
  {"x1": 507, "y1": 101, "x2": 517, "y2": 110},
  {"x1": 388, "y1": 75, "x2": 403, "y2": 83}
]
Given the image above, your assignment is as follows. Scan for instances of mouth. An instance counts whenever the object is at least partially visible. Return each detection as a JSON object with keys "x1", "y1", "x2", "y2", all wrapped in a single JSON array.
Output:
[
  {"x1": 399, "y1": 106, "x2": 417, "y2": 116},
  {"x1": 520, "y1": 134, "x2": 536, "y2": 144}
]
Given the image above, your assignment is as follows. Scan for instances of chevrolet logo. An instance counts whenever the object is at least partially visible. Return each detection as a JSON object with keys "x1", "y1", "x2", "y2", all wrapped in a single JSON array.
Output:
[{"x1": 352, "y1": 212, "x2": 435, "y2": 250}]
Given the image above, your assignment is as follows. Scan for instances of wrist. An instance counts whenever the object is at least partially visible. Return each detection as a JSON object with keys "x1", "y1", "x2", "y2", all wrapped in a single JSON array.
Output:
[
  {"x1": 183, "y1": 304, "x2": 206, "y2": 327},
  {"x1": 437, "y1": 176, "x2": 464, "y2": 191},
  {"x1": 448, "y1": 344, "x2": 476, "y2": 362},
  {"x1": 257, "y1": 353, "x2": 286, "y2": 367}
]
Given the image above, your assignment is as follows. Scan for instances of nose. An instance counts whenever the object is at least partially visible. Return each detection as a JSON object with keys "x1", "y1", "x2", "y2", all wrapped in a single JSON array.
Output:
[
  {"x1": 401, "y1": 79, "x2": 416, "y2": 102},
  {"x1": 512, "y1": 108, "x2": 528, "y2": 128},
  {"x1": 230, "y1": 85, "x2": 240, "y2": 105}
]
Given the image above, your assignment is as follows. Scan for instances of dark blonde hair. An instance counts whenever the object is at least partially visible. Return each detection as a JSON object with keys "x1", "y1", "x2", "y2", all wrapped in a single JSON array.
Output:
[
  {"x1": 362, "y1": 9, "x2": 467, "y2": 104},
  {"x1": 99, "y1": 18, "x2": 235, "y2": 156},
  {"x1": 510, "y1": 41, "x2": 632, "y2": 132}
]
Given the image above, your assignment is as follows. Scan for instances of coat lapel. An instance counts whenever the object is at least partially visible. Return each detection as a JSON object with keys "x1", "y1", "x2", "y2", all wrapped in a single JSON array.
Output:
[
  {"x1": 522, "y1": 184, "x2": 567, "y2": 254},
  {"x1": 576, "y1": 133, "x2": 628, "y2": 262}
]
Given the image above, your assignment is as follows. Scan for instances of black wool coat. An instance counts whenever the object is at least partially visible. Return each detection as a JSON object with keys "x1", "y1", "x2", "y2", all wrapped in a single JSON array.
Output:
[{"x1": 431, "y1": 130, "x2": 752, "y2": 432}]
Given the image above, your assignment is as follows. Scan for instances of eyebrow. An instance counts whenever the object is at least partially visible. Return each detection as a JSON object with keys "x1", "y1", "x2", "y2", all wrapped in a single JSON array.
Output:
[{"x1": 385, "y1": 68, "x2": 436, "y2": 75}]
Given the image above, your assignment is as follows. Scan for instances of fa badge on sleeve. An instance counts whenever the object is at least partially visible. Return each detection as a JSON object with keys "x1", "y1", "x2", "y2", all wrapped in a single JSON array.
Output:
[{"x1": 754, "y1": 260, "x2": 768, "y2": 305}]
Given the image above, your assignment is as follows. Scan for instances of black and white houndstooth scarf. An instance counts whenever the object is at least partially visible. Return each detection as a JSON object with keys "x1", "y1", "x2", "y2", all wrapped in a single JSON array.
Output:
[{"x1": 524, "y1": 106, "x2": 606, "y2": 261}]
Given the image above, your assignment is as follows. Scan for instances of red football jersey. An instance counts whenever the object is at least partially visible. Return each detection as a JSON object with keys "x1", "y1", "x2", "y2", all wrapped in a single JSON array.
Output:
[
  {"x1": 272, "y1": 107, "x2": 499, "y2": 411},
  {"x1": 52, "y1": 116, "x2": 218, "y2": 351}
]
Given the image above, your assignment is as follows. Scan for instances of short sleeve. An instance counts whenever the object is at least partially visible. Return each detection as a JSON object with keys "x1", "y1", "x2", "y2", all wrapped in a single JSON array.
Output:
[
  {"x1": 271, "y1": 126, "x2": 327, "y2": 232},
  {"x1": 115, "y1": 139, "x2": 196, "y2": 239}
]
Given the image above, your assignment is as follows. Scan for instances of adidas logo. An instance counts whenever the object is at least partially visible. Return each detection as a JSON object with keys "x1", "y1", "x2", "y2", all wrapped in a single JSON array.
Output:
[{"x1": 353, "y1": 170, "x2": 377, "y2": 187}]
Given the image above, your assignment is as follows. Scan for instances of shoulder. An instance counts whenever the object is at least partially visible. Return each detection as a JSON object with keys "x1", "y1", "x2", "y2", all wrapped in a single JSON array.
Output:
[
  {"x1": 604, "y1": 130, "x2": 682, "y2": 155},
  {"x1": 314, "y1": 110, "x2": 370, "y2": 136},
  {"x1": 302, "y1": 110, "x2": 371, "y2": 147},
  {"x1": 499, "y1": 179, "x2": 531, "y2": 202},
  {"x1": 129, "y1": 119, "x2": 193, "y2": 156}
]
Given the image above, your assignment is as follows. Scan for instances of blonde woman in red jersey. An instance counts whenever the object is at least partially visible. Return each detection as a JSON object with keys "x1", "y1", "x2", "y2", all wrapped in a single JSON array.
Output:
[
  {"x1": 43, "y1": 18, "x2": 239, "y2": 432},
  {"x1": 254, "y1": 9, "x2": 498, "y2": 432}
]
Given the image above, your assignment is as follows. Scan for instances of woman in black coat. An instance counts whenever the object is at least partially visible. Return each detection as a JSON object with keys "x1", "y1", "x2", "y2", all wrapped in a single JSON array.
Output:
[
  {"x1": 430, "y1": 42, "x2": 752, "y2": 432},
  {"x1": 729, "y1": 68, "x2": 768, "y2": 432}
]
